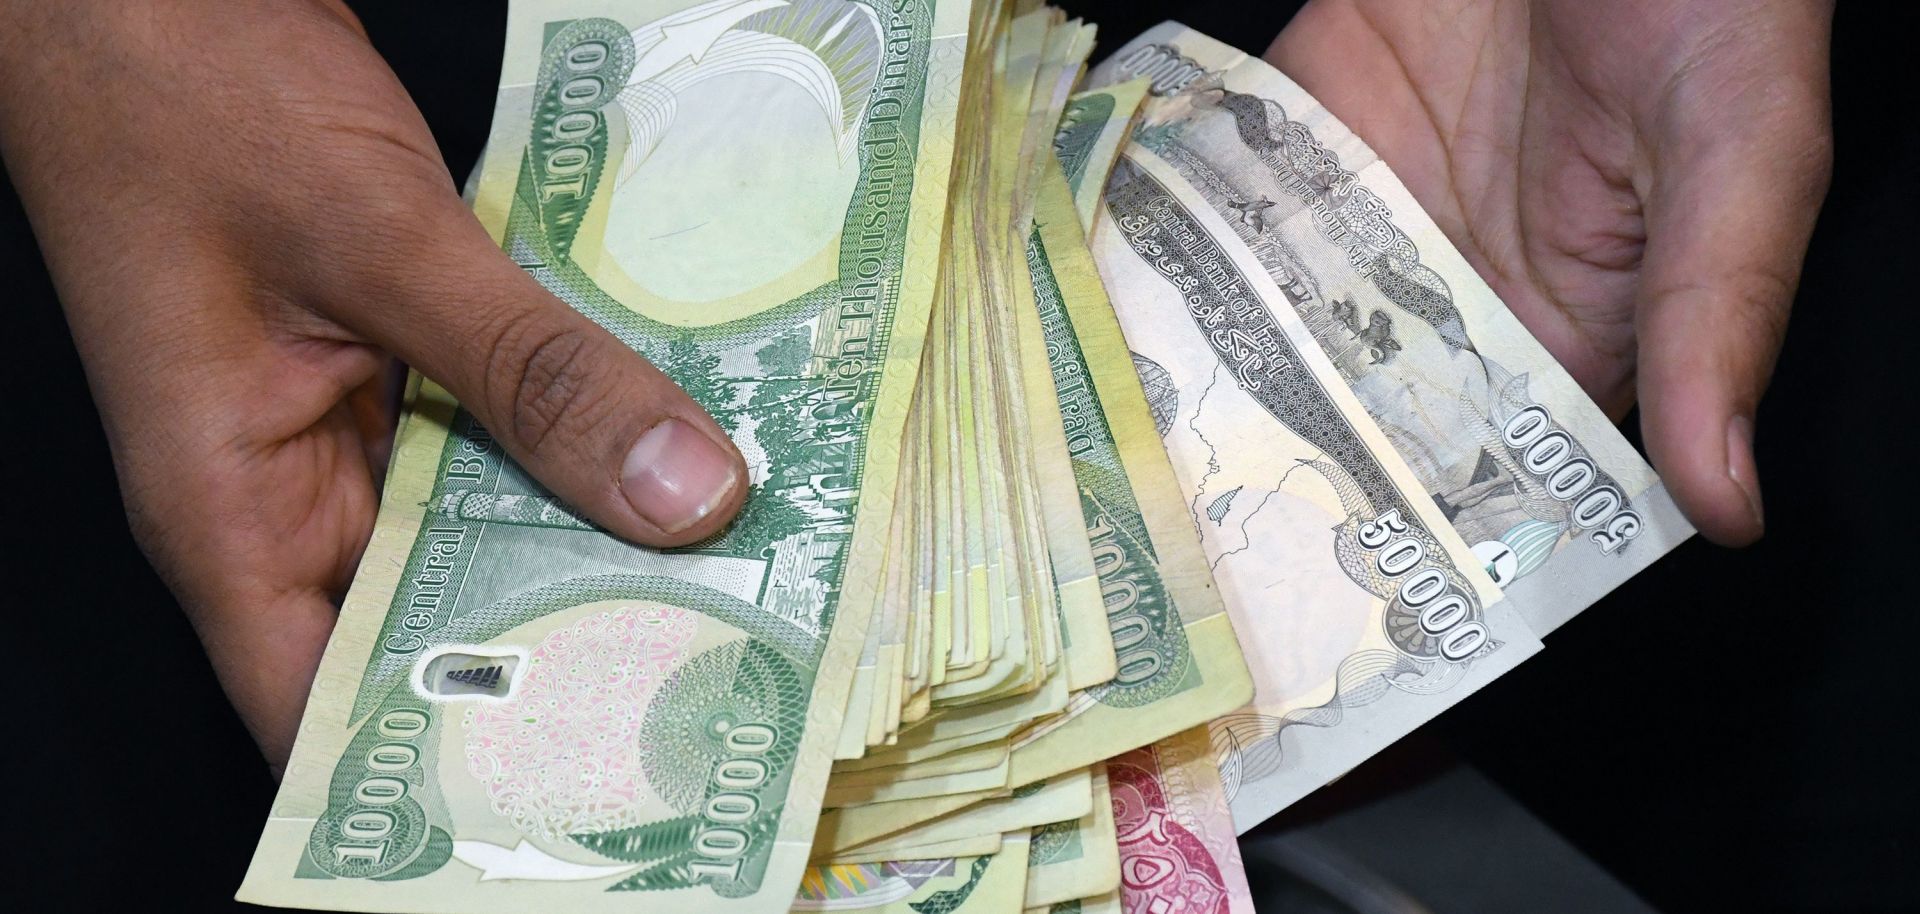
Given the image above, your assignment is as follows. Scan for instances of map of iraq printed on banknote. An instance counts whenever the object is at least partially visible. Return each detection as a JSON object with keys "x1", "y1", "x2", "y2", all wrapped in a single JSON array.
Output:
[{"x1": 1084, "y1": 23, "x2": 1692, "y2": 827}]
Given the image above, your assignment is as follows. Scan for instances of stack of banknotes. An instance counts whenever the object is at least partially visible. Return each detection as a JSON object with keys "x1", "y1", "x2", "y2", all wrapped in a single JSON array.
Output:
[{"x1": 238, "y1": 2, "x2": 1692, "y2": 912}]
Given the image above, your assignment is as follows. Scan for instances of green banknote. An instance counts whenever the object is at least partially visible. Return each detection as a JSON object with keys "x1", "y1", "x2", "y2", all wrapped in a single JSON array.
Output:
[
  {"x1": 812, "y1": 138, "x2": 1255, "y2": 853},
  {"x1": 1023, "y1": 767, "x2": 1119, "y2": 909},
  {"x1": 1003, "y1": 156, "x2": 1252, "y2": 787},
  {"x1": 828, "y1": 832, "x2": 1004, "y2": 865},
  {"x1": 824, "y1": 770, "x2": 1094, "y2": 855},
  {"x1": 238, "y1": 1, "x2": 971, "y2": 911},
  {"x1": 1029, "y1": 892, "x2": 1122, "y2": 914},
  {"x1": 1051, "y1": 78, "x2": 1149, "y2": 231}
]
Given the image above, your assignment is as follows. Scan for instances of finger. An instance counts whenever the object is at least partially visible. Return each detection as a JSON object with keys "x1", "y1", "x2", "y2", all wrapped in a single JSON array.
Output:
[
  {"x1": 323, "y1": 199, "x2": 748, "y2": 548},
  {"x1": 1635, "y1": 72, "x2": 1832, "y2": 546}
]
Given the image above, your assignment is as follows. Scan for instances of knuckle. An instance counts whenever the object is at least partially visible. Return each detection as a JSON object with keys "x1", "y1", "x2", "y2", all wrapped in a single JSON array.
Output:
[
  {"x1": 1723, "y1": 269, "x2": 1796, "y2": 326},
  {"x1": 1746, "y1": 275, "x2": 1795, "y2": 344},
  {"x1": 1652, "y1": 270, "x2": 1795, "y2": 350},
  {"x1": 486, "y1": 315, "x2": 614, "y2": 459},
  {"x1": 1708, "y1": 271, "x2": 1796, "y2": 355}
]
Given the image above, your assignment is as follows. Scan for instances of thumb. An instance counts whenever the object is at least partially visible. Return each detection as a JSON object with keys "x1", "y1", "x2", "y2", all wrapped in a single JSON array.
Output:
[
  {"x1": 1635, "y1": 82, "x2": 1831, "y2": 546},
  {"x1": 331, "y1": 202, "x2": 748, "y2": 548}
]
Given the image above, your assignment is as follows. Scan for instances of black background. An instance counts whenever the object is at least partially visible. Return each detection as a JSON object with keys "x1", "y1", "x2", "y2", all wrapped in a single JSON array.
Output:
[{"x1": 5, "y1": 2, "x2": 1915, "y2": 911}]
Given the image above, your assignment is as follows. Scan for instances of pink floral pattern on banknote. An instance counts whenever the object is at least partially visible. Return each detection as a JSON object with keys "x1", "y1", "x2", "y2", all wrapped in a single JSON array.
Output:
[{"x1": 1106, "y1": 728, "x2": 1256, "y2": 914}]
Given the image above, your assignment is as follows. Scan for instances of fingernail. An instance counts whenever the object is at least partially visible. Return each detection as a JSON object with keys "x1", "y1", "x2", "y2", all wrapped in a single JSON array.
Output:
[
  {"x1": 621, "y1": 419, "x2": 740, "y2": 534},
  {"x1": 1726, "y1": 415, "x2": 1764, "y2": 533}
]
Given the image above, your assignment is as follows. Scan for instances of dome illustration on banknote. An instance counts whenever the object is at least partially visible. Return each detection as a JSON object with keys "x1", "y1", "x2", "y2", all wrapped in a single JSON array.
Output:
[{"x1": 566, "y1": 0, "x2": 889, "y2": 322}]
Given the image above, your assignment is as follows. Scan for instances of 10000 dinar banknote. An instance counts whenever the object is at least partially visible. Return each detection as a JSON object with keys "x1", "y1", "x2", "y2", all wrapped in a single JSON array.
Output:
[
  {"x1": 1052, "y1": 78, "x2": 1149, "y2": 230},
  {"x1": 1023, "y1": 768, "x2": 1120, "y2": 909},
  {"x1": 1003, "y1": 162, "x2": 1253, "y2": 786},
  {"x1": 239, "y1": 1, "x2": 971, "y2": 911},
  {"x1": 1089, "y1": 24, "x2": 1691, "y2": 635}
]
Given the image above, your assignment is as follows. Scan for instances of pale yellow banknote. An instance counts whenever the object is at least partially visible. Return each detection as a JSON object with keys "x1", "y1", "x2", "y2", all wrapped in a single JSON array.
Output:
[{"x1": 238, "y1": 2, "x2": 974, "y2": 911}]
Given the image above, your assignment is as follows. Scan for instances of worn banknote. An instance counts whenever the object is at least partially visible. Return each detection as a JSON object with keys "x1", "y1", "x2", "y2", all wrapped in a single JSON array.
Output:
[
  {"x1": 1023, "y1": 768, "x2": 1120, "y2": 909},
  {"x1": 822, "y1": 769, "x2": 1094, "y2": 857},
  {"x1": 238, "y1": 1, "x2": 971, "y2": 911},
  {"x1": 1001, "y1": 162, "x2": 1252, "y2": 787},
  {"x1": 1090, "y1": 145, "x2": 1542, "y2": 828},
  {"x1": 793, "y1": 832, "x2": 1032, "y2": 912},
  {"x1": 1107, "y1": 727, "x2": 1255, "y2": 914},
  {"x1": 1052, "y1": 79, "x2": 1149, "y2": 231},
  {"x1": 1029, "y1": 892, "x2": 1121, "y2": 914},
  {"x1": 1089, "y1": 24, "x2": 1691, "y2": 636}
]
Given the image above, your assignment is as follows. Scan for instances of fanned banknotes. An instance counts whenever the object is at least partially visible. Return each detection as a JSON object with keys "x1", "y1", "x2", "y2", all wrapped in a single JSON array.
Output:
[
  {"x1": 793, "y1": 832, "x2": 1033, "y2": 912},
  {"x1": 1023, "y1": 768, "x2": 1120, "y2": 909},
  {"x1": 1091, "y1": 139, "x2": 1542, "y2": 831},
  {"x1": 1082, "y1": 22, "x2": 1690, "y2": 829},
  {"x1": 812, "y1": 3, "x2": 1251, "y2": 852},
  {"x1": 238, "y1": 8, "x2": 1691, "y2": 912}
]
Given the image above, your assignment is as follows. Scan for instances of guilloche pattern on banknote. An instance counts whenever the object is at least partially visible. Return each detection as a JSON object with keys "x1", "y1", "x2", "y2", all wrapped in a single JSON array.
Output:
[
  {"x1": 1104, "y1": 155, "x2": 1509, "y2": 676},
  {"x1": 239, "y1": 2, "x2": 970, "y2": 911},
  {"x1": 1024, "y1": 768, "x2": 1119, "y2": 908},
  {"x1": 1090, "y1": 25, "x2": 1690, "y2": 634},
  {"x1": 1106, "y1": 728, "x2": 1255, "y2": 914}
]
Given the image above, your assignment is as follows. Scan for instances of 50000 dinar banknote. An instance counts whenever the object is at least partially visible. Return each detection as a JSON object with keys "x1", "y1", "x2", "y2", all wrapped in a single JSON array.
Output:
[
  {"x1": 1091, "y1": 145, "x2": 1542, "y2": 829},
  {"x1": 1090, "y1": 23, "x2": 1691, "y2": 636}
]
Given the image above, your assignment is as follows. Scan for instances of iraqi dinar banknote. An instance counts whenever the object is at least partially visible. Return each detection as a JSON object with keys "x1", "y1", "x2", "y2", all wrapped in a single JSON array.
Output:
[
  {"x1": 1023, "y1": 768, "x2": 1120, "y2": 909},
  {"x1": 1002, "y1": 161, "x2": 1252, "y2": 788},
  {"x1": 238, "y1": 1, "x2": 973, "y2": 911},
  {"x1": 1089, "y1": 23, "x2": 1692, "y2": 636},
  {"x1": 794, "y1": 831, "x2": 1032, "y2": 912},
  {"x1": 1052, "y1": 78, "x2": 1150, "y2": 231},
  {"x1": 1106, "y1": 727, "x2": 1256, "y2": 914},
  {"x1": 1090, "y1": 144, "x2": 1542, "y2": 829}
]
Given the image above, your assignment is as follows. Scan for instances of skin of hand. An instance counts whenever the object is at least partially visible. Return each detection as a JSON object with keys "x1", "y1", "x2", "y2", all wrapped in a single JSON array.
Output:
[
  {"x1": 0, "y1": 0, "x2": 749, "y2": 774},
  {"x1": 1268, "y1": 0, "x2": 1834, "y2": 546}
]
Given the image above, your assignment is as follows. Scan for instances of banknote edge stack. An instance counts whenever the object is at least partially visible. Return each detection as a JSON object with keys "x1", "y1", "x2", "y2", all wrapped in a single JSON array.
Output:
[{"x1": 232, "y1": 4, "x2": 1692, "y2": 913}]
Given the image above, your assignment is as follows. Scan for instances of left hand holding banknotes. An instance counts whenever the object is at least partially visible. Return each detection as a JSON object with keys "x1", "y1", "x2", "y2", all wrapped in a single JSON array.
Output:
[
  {"x1": 0, "y1": 0, "x2": 750, "y2": 774},
  {"x1": 1267, "y1": 0, "x2": 1835, "y2": 546}
]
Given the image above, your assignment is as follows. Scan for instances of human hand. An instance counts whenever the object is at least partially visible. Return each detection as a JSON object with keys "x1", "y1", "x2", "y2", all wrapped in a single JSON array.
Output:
[
  {"x1": 0, "y1": 0, "x2": 748, "y2": 773},
  {"x1": 1267, "y1": 0, "x2": 1833, "y2": 545}
]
